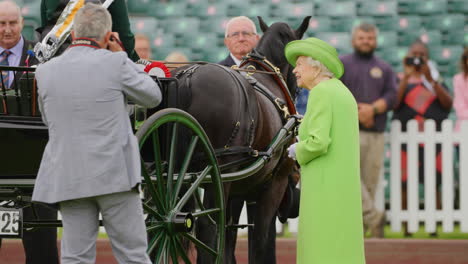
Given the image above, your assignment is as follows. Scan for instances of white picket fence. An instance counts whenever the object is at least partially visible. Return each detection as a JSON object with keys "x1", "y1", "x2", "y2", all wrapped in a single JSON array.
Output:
[{"x1": 239, "y1": 119, "x2": 468, "y2": 235}]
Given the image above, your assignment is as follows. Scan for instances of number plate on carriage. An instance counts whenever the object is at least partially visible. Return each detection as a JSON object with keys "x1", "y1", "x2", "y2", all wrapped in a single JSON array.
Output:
[{"x1": 0, "y1": 208, "x2": 22, "y2": 238}]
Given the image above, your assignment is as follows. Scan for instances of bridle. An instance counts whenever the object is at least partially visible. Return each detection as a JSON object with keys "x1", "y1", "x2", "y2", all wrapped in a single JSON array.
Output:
[{"x1": 237, "y1": 50, "x2": 297, "y2": 116}]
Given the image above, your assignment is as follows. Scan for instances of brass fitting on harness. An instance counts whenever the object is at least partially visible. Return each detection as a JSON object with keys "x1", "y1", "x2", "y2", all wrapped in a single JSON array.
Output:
[
  {"x1": 274, "y1": 98, "x2": 290, "y2": 119},
  {"x1": 245, "y1": 65, "x2": 257, "y2": 77}
]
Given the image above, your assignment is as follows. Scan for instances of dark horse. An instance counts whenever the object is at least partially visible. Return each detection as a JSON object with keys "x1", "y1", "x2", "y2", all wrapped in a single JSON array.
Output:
[{"x1": 172, "y1": 16, "x2": 310, "y2": 263}]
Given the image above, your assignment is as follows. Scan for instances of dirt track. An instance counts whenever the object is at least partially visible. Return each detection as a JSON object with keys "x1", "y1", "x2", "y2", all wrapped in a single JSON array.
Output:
[{"x1": 1, "y1": 238, "x2": 468, "y2": 264}]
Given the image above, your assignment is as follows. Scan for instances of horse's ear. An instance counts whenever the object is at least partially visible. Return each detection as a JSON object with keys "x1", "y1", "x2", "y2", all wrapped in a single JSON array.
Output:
[
  {"x1": 295, "y1": 16, "x2": 311, "y2": 39},
  {"x1": 258, "y1": 16, "x2": 269, "y2": 33}
]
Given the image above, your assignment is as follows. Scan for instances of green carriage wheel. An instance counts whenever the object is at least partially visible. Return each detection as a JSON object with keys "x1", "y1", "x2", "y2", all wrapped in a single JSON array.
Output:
[{"x1": 136, "y1": 108, "x2": 225, "y2": 264}]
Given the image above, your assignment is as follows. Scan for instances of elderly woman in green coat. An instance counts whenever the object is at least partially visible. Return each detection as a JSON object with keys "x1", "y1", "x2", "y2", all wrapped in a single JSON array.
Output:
[{"x1": 285, "y1": 38, "x2": 366, "y2": 264}]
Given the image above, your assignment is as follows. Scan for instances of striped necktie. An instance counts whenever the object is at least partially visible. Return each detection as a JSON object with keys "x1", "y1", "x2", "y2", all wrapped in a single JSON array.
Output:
[{"x1": 0, "y1": 50, "x2": 12, "y2": 89}]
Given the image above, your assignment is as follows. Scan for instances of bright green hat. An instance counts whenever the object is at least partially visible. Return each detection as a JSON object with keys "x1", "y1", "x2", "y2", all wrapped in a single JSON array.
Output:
[{"x1": 285, "y1": 37, "x2": 344, "y2": 78}]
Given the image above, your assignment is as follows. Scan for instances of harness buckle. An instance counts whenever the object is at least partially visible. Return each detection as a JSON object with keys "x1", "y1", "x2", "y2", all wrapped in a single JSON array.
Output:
[
  {"x1": 246, "y1": 65, "x2": 256, "y2": 77},
  {"x1": 274, "y1": 98, "x2": 290, "y2": 119}
]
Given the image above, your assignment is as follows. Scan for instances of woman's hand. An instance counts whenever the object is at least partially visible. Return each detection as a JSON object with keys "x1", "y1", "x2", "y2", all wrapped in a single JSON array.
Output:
[{"x1": 288, "y1": 143, "x2": 297, "y2": 160}]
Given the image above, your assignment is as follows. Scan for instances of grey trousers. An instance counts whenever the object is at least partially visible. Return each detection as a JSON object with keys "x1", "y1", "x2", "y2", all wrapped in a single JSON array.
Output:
[
  {"x1": 359, "y1": 131, "x2": 385, "y2": 226},
  {"x1": 59, "y1": 190, "x2": 151, "y2": 264}
]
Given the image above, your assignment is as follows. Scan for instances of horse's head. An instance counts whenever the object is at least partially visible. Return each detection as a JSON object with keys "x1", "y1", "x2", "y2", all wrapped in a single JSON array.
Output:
[{"x1": 255, "y1": 16, "x2": 311, "y2": 97}]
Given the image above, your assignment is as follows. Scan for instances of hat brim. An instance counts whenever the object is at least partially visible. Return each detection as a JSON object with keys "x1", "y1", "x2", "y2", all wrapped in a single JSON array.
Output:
[{"x1": 285, "y1": 39, "x2": 344, "y2": 78}]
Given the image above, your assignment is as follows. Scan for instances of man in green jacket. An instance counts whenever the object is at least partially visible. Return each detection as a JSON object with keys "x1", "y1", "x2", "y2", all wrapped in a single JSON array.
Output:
[{"x1": 39, "y1": 0, "x2": 139, "y2": 61}]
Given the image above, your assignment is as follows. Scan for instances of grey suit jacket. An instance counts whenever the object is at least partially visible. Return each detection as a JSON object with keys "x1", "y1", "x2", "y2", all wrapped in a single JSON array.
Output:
[{"x1": 32, "y1": 46, "x2": 161, "y2": 204}]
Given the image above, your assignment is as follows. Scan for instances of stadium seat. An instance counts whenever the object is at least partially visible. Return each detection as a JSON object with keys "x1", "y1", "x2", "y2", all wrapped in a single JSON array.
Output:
[
  {"x1": 271, "y1": 3, "x2": 314, "y2": 18},
  {"x1": 357, "y1": 1, "x2": 398, "y2": 16},
  {"x1": 423, "y1": 14, "x2": 465, "y2": 32},
  {"x1": 377, "y1": 31, "x2": 398, "y2": 50},
  {"x1": 178, "y1": 32, "x2": 219, "y2": 51},
  {"x1": 304, "y1": 17, "x2": 334, "y2": 34},
  {"x1": 315, "y1": 1, "x2": 356, "y2": 17},
  {"x1": 127, "y1": 0, "x2": 152, "y2": 15},
  {"x1": 151, "y1": 2, "x2": 187, "y2": 18},
  {"x1": 399, "y1": 31, "x2": 442, "y2": 46},
  {"x1": 376, "y1": 16, "x2": 422, "y2": 32},
  {"x1": 153, "y1": 47, "x2": 192, "y2": 62},
  {"x1": 162, "y1": 18, "x2": 200, "y2": 35},
  {"x1": 243, "y1": 4, "x2": 274, "y2": 18},
  {"x1": 227, "y1": 2, "x2": 249, "y2": 17},
  {"x1": 377, "y1": 46, "x2": 407, "y2": 66},
  {"x1": 130, "y1": 17, "x2": 159, "y2": 36},
  {"x1": 448, "y1": 0, "x2": 468, "y2": 13},
  {"x1": 188, "y1": 3, "x2": 229, "y2": 18},
  {"x1": 315, "y1": 32, "x2": 351, "y2": 51},
  {"x1": 333, "y1": 16, "x2": 375, "y2": 32},
  {"x1": 398, "y1": 0, "x2": 448, "y2": 15},
  {"x1": 199, "y1": 17, "x2": 230, "y2": 36},
  {"x1": 22, "y1": 21, "x2": 38, "y2": 42},
  {"x1": 150, "y1": 32, "x2": 175, "y2": 48},
  {"x1": 443, "y1": 30, "x2": 468, "y2": 46},
  {"x1": 20, "y1": 0, "x2": 41, "y2": 25},
  {"x1": 430, "y1": 46, "x2": 463, "y2": 65}
]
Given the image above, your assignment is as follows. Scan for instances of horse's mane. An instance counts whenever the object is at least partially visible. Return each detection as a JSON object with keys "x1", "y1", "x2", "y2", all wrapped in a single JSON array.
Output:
[{"x1": 254, "y1": 22, "x2": 300, "y2": 99}]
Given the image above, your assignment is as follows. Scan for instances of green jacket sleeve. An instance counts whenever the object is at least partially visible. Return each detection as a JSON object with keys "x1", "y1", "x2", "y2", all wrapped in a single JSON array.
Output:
[
  {"x1": 296, "y1": 86, "x2": 332, "y2": 166},
  {"x1": 40, "y1": 0, "x2": 140, "y2": 62},
  {"x1": 108, "y1": 0, "x2": 139, "y2": 62}
]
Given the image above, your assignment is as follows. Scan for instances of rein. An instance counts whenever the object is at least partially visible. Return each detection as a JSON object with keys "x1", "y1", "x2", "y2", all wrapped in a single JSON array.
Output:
[{"x1": 238, "y1": 51, "x2": 297, "y2": 116}]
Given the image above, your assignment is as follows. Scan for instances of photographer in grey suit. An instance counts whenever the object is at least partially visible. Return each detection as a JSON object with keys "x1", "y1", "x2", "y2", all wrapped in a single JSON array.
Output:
[{"x1": 32, "y1": 3, "x2": 161, "y2": 263}]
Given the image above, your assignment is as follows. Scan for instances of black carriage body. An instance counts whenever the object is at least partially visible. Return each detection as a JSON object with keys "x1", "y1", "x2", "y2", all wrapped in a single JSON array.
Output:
[{"x1": 0, "y1": 65, "x2": 178, "y2": 180}]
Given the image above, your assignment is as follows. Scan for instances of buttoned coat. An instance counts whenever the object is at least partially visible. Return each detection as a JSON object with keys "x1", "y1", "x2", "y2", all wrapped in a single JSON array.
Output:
[
  {"x1": 295, "y1": 78, "x2": 365, "y2": 264},
  {"x1": 32, "y1": 46, "x2": 161, "y2": 204}
]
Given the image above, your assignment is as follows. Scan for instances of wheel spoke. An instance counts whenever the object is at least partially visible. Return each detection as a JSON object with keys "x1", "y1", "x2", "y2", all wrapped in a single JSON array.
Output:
[
  {"x1": 193, "y1": 190, "x2": 216, "y2": 226},
  {"x1": 143, "y1": 203, "x2": 164, "y2": 221},
  {"x1": 182, "y1": 232, "x2": 217, "y2": 257},
  {"x1": 141, "y1": 162, "x2": 166, "y2": 213},
  {"x1": 146, "y1": 222, "x2": 164, "y2": 233},
  {"x1": 147, "y1": 230, "x2": 164, "y2": 255},
  {"x1": 174, "y1": 235, "x2": 191, "y2": 264},
  {"x1": 175, "y1": 165, "x2": 212, "y2": 212},
  {"x1": 172, "y1": 135, "x2": 199, "y2": 207},
  {"x1": 192, "y1": 208, "x2": 221, "y2": 218},
  {"x1": 154, "y1": 236, "x2": 169, "y2": 264},
  {"x1": 166, "y1": 123, "x2": 178, "y2": 204},
  {"x1": 169, "y1": 236, "x2": 179, "y2": 264},
  {"x1": 152, "y1": 131, "x2": 167, "y2": 211}
]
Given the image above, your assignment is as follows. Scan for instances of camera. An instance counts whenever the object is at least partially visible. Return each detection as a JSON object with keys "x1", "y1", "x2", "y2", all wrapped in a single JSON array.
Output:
[{"x1": 404, "y1": 56, "x2": 424, "y2": 68}]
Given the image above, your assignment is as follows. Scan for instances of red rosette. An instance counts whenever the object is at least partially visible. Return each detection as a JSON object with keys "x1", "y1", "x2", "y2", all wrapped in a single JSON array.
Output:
[{"x1": 144, "y1": 61, "x2": 171, "y2": 77}]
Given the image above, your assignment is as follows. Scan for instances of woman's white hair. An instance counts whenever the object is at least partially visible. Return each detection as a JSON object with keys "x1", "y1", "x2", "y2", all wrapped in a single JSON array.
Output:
[
  {"x1": 73, "y1": 3, "x2": 112, "y2": 41},
  {"x1": 305, "y1": 57, "x2": 335, "y2": 78}
]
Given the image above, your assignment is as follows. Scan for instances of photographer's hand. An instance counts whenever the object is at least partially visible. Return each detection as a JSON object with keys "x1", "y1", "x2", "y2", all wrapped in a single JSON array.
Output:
[
  {"x1": 107, "y1": 32, "x2": 124, "y2": 52},
  {"x1": 420, "y1": 58, "x2": 433, "y2": 82}
]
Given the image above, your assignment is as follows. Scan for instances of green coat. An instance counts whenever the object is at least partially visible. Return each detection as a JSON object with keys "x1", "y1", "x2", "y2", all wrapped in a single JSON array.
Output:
[
  {"x1": 40, "y1": 0, "x2": 139, "y2": 61},
  {"x1": 296, "y1": 78, "x2": 365, "y2": 264}
]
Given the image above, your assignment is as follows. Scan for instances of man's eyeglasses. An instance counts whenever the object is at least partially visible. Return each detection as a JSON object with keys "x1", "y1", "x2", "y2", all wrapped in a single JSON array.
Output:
[{"x1": 227, "y1": 31, "x2": 256, "y2": 38}]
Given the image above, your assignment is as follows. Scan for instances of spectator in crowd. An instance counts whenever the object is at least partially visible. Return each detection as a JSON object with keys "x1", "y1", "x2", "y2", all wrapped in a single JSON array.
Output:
[
  {"x1": 285, "y1": 37, "x2": 365, "y2": 264},
  {"x1": 340, "y1": 22, "x2": 397, "y2": 238},
  {"x1": 165, "y1": 51, "x2": 188, "y2": 68},
  {"x1": 393, "y1": 40, "x2": 452, "y2": 232},
  {"x1": 0, "y1": 1, "x2": 59, "y2": 263},
  {"x1": 134, "y1": 33, "x2": 152, "y2": 60},
  {"x1": 219, "y1": 16, "x2": 259, "y2": 67},
  {"x1": 40, "y1": 0, "x2": 140, "y2": 61},
  {"x1": 32, "y1": 3, "x2": 161, "y2": 263},
  {"x1": 454, "y1": 47, "x2": 468, "y2": 132}
]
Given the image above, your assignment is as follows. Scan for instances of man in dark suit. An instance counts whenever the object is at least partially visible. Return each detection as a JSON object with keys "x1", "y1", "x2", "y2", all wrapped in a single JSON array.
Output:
[
  {"x1": 0, "y1": 1, "x2": 59, "y2": 263},
  {"x1": 219, "y1": 16, "x2": 282, "y2": 264},
  {"x1": 218, "y1": 16, "x2": 259, "y2": 67}
]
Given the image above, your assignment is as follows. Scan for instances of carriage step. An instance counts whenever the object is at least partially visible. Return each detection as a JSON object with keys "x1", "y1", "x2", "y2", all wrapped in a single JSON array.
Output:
[{"x1": 226, "y1": 224, "x2": 254, "y2": 229}]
